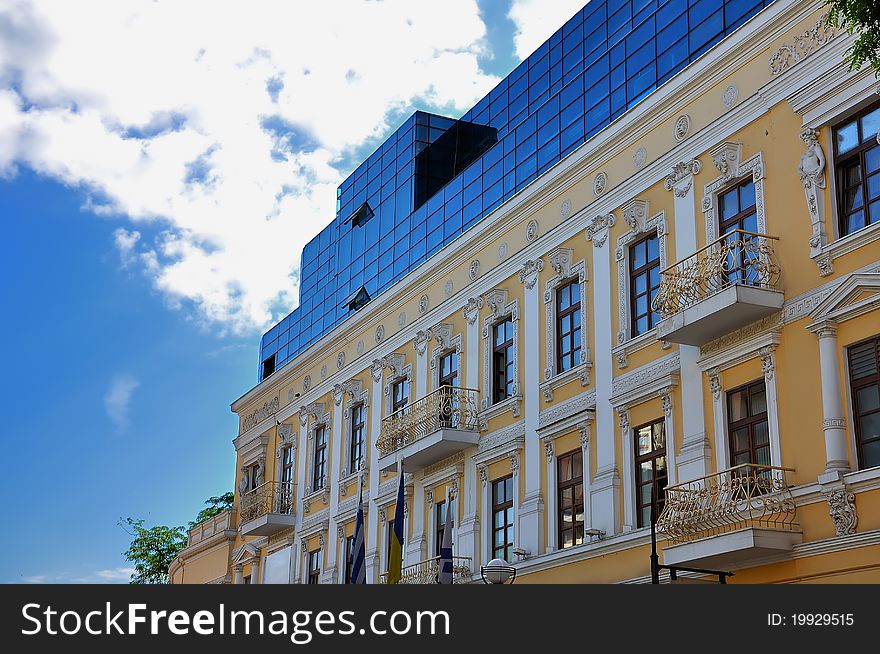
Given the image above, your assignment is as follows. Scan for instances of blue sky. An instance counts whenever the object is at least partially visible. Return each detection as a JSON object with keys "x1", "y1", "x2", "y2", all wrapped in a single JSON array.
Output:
[{"x1": 0, "y1": 0, "x2": 586, "y2": 583}]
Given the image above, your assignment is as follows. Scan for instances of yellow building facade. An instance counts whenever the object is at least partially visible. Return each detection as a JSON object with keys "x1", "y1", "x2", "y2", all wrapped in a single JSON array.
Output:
[{"x1": 170, "y1": 0, "x2": 880, "y2": 585}]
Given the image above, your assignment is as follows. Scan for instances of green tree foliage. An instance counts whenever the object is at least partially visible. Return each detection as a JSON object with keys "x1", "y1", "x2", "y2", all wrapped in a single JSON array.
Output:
[
  {"x1": 119, "y1": 518, "x2": 187, "y2": 584},
  {"x1": 826, "y1": 0, "x2": 880, "y2": 75},
  {"x1": 120, "y1": 491, "x2": 234, "y2": 584},
  {"x1": 190, "y1": 492, "x2": 235, "y2": 528}
]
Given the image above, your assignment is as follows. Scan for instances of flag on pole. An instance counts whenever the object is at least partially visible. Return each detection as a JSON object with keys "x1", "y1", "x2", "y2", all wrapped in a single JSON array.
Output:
[
  {"x1": 438, "y1": 494, "x2": 454, "y2": 584},
  {"x1": 348, "y1": 475, "x2": 366, "y2": 584},
  {"x1": 386, "y1": 462, "x2": 405, "y2": 584}
]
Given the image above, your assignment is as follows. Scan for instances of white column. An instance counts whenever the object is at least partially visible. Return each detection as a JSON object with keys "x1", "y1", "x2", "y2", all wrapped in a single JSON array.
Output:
[
  {"x1": 459, "y1": 299, "x2": 482, "y2": 566},
  {"x1": 708, "y1": 368, "x2": 729, "y2": 472},
  {"x1": 760, "y1": 346, "x2": 783, "y2": 469},
  {"x1": 366, "y1": 362, "x2": 384, "y2": 583},
  {"x1": 414, "y1": 331, "x2": 430, "y2": 400},
  {"x1": 426, "y1": 487, "x2": 437, "y2": 558},
  {"x1": 479, "y1": 466, "x2": 490, "y2": 564},
  {"x1": 407, "y1": 472, "x2": 426, "y2": 565},
  {"x1": 233, "y1": 565, "x2": 243, "y2": 585},
  {"x1": 812, "y1": 322, "x2": 851, "y2": 474},
  {"x1": 544, "y1": 438, "x2": 557, "y2": 553},
  {"x1": 587, "y1": 216, "x2": 620, "y2": 536},
  {"x1": 579, "y1": 422, "x2": 592, "y2": 536},
  {"x1": 295, "y1": 422, "x2": 308, "y2": 521},
  {"x1": 619, "y1": 407, "x2": 635, "y2": 531},
  {"x1": 518, "y1": 259, "x2": 545, "y2": 556},
  {"x1": 249, "y1": 560, "x2": 258, "y2": 584},
  {"x1": 659, "y1": 388, "x2": 678, "y2": 486},
  {"x1": 668, "y1": 161, "x2": 711, "y2": 481},
  {"x1": 326, "y1": 393, "x2": 344, "y2": 580}
]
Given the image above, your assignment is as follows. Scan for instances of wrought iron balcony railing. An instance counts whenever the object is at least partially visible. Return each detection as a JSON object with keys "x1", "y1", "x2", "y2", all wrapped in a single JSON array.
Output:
[
  {"x1": 656, "y1": 464, "x2": 797, "y2": 545},
  {"x1": 376, "y1": 386, "x2": 480, "y2": 456},
  {"x1": 379, "y1": 556, "x2": 472, "y2": 584},
  {"x1": 652, "y1": 230, "x2": 781, "y2": 319},
  {"x1": 240, "y1": 480, "x2": 296, "y2": 524}
]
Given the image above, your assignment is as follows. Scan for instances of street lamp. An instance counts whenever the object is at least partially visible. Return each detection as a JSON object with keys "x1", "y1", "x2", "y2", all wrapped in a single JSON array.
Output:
[{"x1": 480, "y1": 558, "x2": 516, "y2": 584}]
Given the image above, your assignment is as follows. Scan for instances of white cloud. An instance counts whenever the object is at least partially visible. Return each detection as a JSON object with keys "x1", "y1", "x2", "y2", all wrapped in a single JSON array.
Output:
[
  {"x1": 21, "y1": 567, "x2": 136, "y2": 584},
  {"x1": 104, "y1": 373, "x2": 139, "y2": 432},
  {"x1": 0, "y1": 0, "x2": 500, "y2": 334},
  {"x1": 508, "y1": 0, "x2": 589, "y2": 61}
]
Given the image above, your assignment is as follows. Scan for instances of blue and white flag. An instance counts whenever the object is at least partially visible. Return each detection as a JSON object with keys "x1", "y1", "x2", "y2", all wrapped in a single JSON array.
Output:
[
  {"x1": 349, "y1": 477, "x2": 366, "y2": 584},
  {"x1": 438, "y1": 497, "x2": 453, "y2": 584}
]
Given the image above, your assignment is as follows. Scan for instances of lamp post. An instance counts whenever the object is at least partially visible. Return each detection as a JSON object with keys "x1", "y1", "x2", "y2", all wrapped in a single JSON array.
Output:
[{"x1": 480, "y1": 558, "x2": 516, "y2": 584}]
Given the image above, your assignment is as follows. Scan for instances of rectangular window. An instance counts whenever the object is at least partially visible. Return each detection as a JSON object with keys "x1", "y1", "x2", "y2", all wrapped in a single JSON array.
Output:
[
  {"x1": 556, "y1": 280, "x2": 582, "y2": 371},
  {"x1": 629, "y1": 235, "x2": 661, "y2": 336},
  {"x1": 833, "y1": 103, "x2": 880, "y2": 237},
  {"x1": 391, "y1": 377, "x2": 409, "y2": 414},
  {"x1": 557, "y1": 449, "x2": 584, "y2": 549},
  {"x1": 307, "y1": 549, "x2": 321, "y2": 585},
  {"x1": 385, "y1": 518, "x2": 394, "y2": 571},
  {"x1": 435, "y1": 499, "x2": 447, "y2": 556},
  {"x1": 344, "y1": 535, "x2": 355, "y2": 584},
  {"x1": 727, "y1": 379, "x2": 770, "y2": 470},
  {"x1": 718, "y1": 178, "x2": 759, "y2": 286},
  {"x1": 350, "y1": 403, "x2": 365, "y2": 473},
  {"x1": 849, "y1": 336, "x2": 880, "y2": 469},
  {"x1": 492, "y1": 318, "x2": 514, "y2": 403},
  {"x1": 634, "y1": 419, "x2": 667, "y2": 528},
  {"x1": 439, "y1": 351, "x2": 459, "y2": 388},
  {"x1": 492, "y1": 475, "x2": 514, "y2": 562},
  {"x1": 312, "y1": 424, "x2": 327, "y2": 491},
  {"x1": 281, "y1": 445, "x2": 295, "y2": 486}
]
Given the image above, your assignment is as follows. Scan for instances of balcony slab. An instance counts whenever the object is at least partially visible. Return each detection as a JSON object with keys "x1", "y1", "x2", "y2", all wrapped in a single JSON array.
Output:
[
  {"x1": 378, "y1": 428, "x2": 480, "y2": 472},
  {"x1": 661, "y1": 527, "x2": 802, "y2": 569},
  {"x1": 657, "y1": 285, "x2": 783, "y2": 346},
  {"x1": 239, "y1": 513, "x2": 297, "y2": 537}
]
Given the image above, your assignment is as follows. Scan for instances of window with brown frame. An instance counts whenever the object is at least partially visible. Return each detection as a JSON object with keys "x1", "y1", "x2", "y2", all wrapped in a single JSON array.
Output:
[
  {"x1": 634, "y1": 419, "x2": 667, "y2": 528},
  {"x1": 491, "y1": 475, "x2": 514, "y2": 562},
  {"x1": 629, "y1": 235, "x2": 660, "y2": 337},
  {"x1": 849, "y1": 336, "x2": 880, "y2": 470},
  {"x1": 391, "y1": 377, "x2": 409, "y2": 414},
  {"x1": 727, "y1": 380, "x2": 770, "y2": 472},
  {"x1": 718, "y1": 178, "x2": 759, "y2": 286},
  {"x1": 557, "y1": 449, "x2": 584, "y2": 549},
  {"x1": 833, "y1": 103, "x2": 880, "y2": 237},
  {"x1": 349, "y1": 403, "x2": 365, "y2": 473},
  {"x1": 435, "y1": 500, "x2": 448, "y2": 557},
  {"x1": 312, "y1": 424, "x2": 327, "y2": 491},
  {"x1": 438, "y1": 351, "x2": 459, "y2": 427},
  {"x1": 556, "y1": 279, "x2": 582, "y2": 372},
  {"x1": 492, "y1": 318, "x2": 514, "y2": 403},
  {"x1": 344, "y1": 535, "x2": 355, "y2": 584},
  {"x1": 439, "y1": 351, "x2": 458, "y2": 388},
  {"x1": 307, "y1": 549, "x2": 321, "y2": 585},
  {"x1": 281, "y1": 445, "x2": 295, "y2": 486}
]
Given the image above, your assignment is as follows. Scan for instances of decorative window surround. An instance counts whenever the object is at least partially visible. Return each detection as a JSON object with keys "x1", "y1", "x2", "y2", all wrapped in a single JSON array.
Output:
[
  {"x1": 424, "y1": 466, "x2": 462, "y2": 558},
  {"x1": 274, "y1": 423, "x2": 296, "y2": 486},
  {"x1": 300, "y1": 403, "x2": 331, "y2": 504},
  {"x1": 377, "y1": 353, "x2": 411, "y2": 416},
  {"x1": 430, "y1": 323, "x2": 463, "y2": 391},
  {"x1": 481, "y1": 289, "x2": 521, "y2": 425},
  {"x1": 702, "y1": 144, "x2": 767, "y2": 244},
  {"x1": 699, "y1": 331, "x2": 783, "y2": 474},
  {"x1": 541, "y1": 248, "x2": 592, "y2": 401},
  {"x1": 335, "y1": 379, "x2": 370, "y2": 482},
  {"x1": 612, "y1": 202, "x2": 669, "y2": 369},
  {"x1": 540, "y1": 421, "x2": 592, "y2": 555},
  {"x1": 476, "y1": 446, "x2": 522, "y2": 567},
  {"x1": 334, "y1": 486, "x2": 370, "y2": 526},
  {"x1": 811, "y1": 221, "x2": 880, "y2": 278}
]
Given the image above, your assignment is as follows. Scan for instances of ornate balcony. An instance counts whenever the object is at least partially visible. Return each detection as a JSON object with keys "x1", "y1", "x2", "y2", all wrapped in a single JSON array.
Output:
[
  {"x1": 377, "y1": 386, "x2": 481, "y2": 472},
  {"x1": 239, "y1": 480, "x2": 296, "y2": 537},
  {"x1": 379, "y1": 556, "x2": 473, "y2": 584},
  {"x1": 653, "y1": 230, "x2": 783, "y2": 346},
  {"x1": 656, "y1": 464, "x2": 801, "y2": 568}
]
